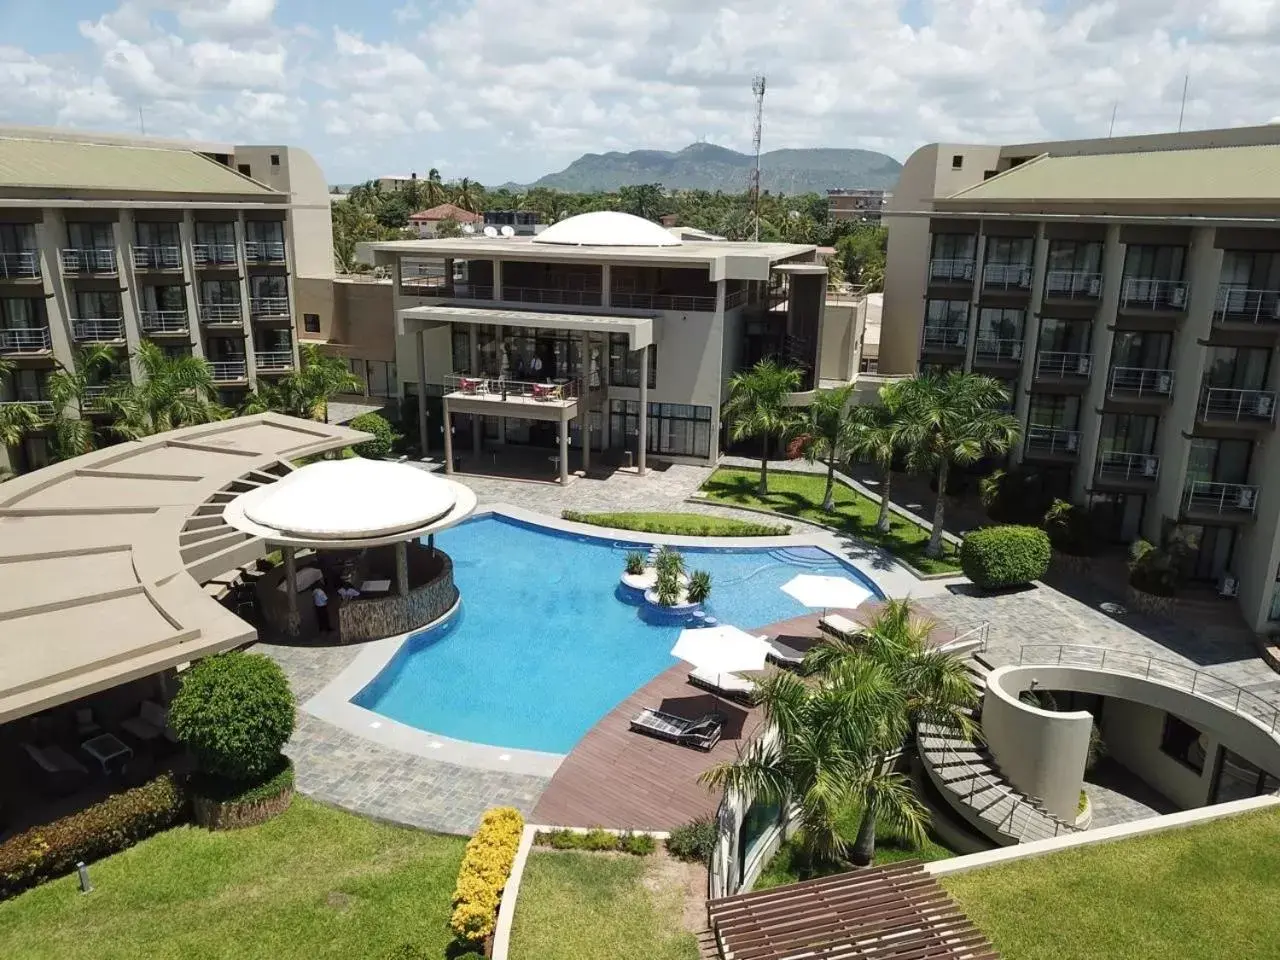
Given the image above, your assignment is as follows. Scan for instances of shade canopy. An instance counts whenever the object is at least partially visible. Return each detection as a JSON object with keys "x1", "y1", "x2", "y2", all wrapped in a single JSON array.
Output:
[
  {"x1": 781, "y1": 573, "x2": 873, "y2": 609},
  {"x1": 532, "y1": 211, "x2": 683, "y2": 247},
  {"x1": 671, "y1": 625, "x2": 771, "y2": 675}
]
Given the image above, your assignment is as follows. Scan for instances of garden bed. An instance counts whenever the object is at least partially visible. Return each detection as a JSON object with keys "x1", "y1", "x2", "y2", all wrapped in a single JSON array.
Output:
[
  {"x1": 190, "y1": 758, "x2": 295, "y2": 830},
  {"x1": 562, "y1": 510, "x2": 789, "y2": 537}
]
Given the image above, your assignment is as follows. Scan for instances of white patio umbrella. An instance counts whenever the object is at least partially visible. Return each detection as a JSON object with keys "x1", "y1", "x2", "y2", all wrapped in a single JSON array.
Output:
[
  {"x1": 670, "y1": 624, "x2": 772, "y2": 682},
  {"x1": 781, "y1": 573, "x2": 872, "y2": 609}
]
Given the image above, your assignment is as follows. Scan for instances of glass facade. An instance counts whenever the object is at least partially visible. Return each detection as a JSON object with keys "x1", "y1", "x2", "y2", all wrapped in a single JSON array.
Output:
[
  {"x1": 608, "y1": 334, "x2": 657, "y2": 388},
  {"x1": 609, "y1": 400, "x2": 712, "y2": 458}
]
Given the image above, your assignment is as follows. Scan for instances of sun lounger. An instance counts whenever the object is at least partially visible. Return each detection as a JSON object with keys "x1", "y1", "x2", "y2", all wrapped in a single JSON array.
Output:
[
  {"x1": 688, "y1": 668, "x2": 757, "y2": 702},
  {"x1": 120, "y1": 700, "x2": 179, "y2": 744},
  {"x1": 818, "y1": 614, "x2": 860, "y2": 641},
  {"x1": 22, "y1": 742, "x2": 89, "y2": 776},
  {"x1": 765, "y1": 637, "x2": 810, "y2": 668},
  {"x1": 629, "y1": 708, "x2": 724, "y2": 751}
]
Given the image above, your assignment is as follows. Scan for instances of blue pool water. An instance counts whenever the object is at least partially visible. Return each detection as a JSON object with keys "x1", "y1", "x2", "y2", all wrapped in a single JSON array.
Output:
[{"x1": 353, "y1": 515, "x2": 883, "y2": 753}]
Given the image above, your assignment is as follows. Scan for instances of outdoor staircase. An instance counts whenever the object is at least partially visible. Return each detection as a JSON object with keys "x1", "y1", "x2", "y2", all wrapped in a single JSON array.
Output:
[
  {"x1": 179, "y1": 461, "x2": 293, "y2": 581},
  {"x1": 766, "y1": 547, "x2": 845, "y2": 570},
  {"x1": 917, "y1": 654, "x2": 1081, "y2": 847}
]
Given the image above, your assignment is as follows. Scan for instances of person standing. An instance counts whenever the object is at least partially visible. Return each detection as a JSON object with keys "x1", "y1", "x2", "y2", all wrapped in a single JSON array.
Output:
[{"x1": 313, "y1": 583, "x2": 331, "y2": 634}]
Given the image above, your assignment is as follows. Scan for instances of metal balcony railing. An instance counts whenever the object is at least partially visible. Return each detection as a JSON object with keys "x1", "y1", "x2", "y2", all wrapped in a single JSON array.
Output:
[
  {"x1": 927, "y1": 258, "x2": 975, "y2": 283},
  {"x1": 140, "y1": 310, "x2": 189, "y2": 334},
  {"x1": 982, "y1": 262, "x2": 1033, "y2": 290},
  {"x1": 1096, "y1": 450, "x2": 1160, "y2": 482},
  {"x1": 725, "y1": 288, "x2": 749, "y2": 309},
  {"x1": 209, "y1": 360, "x2": 247, "y2": 382},
  {"x1": 973, "y1": 337, "x2": 1024, "y2": 363},
  {"x1": 254, "y1": 351, "x2": 294, "y2": 372},
  {"x1": 1183, "y1": 480, "x2": 1259, "y2": 517},
  {"x1": 0, "y1": 399, "x2": 54, "y2": 419},
  {"x1": 1199, "y1": 386, "x2": 1278, "y2": 424},
  {"x1": 1036, "y1": 350, "x2": 1092, "y2": 379},
  {"x1": 1120, "y1": 277, "x2": 1189, "y2": 310},
  {"x1": 1025, "y1": 424, "x2": 1081, "y2": 457},
  {"x1": 1044, "y1": 271, "x2": 1103, "y2": 299},
  {"x1": 60, "y1": 248, "x2": 118, "y2": 275},
  {"x1": 1214, "y1": 285, "x2": 1280, "y2": 325},
  {"x1": 243, "y1": 240, "x2": 287, "y2": 264},
  {"x1": 71, "y1": 318, "x2": 125, "y2": 342},
  {"x1": 0, "y1": 251, "x2": 41, "y2": 279},
  {"x1": 444, "y1": 373, "x2": 583, "y2": 404},
  {"x1": 0, "y1": 327, "x2": 52, "y2": 353},
  {"x1": 131, "y1": 246, "x2": 183, "y2": 270},
  {"x1": 610, "y1": 290, "x2": 714, "y2": 311},
  {"x1": 250, "y1": 297, "x2": 290, "y2": 317},
  {"x1": 920, "y1": 325, "x2": 967, "y2": 351},
  {"x1": 192, "y1": 243, "x2": 238, "y2": 267},
  {"x1": 81, "y1": 385, "x2": 115, "y2": 413},
  {"x1": 496, "y1": 285, "x2": 603, "y2": 307},
  {"x1": 199, "y1": 302, "x2": 243, "y2": 323},
  {"x1": 1109, "y1": 365, "x2": 1174, "y2": 398}
]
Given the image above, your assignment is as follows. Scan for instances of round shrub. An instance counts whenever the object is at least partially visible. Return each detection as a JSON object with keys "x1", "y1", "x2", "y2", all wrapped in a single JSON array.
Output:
[
  {"x1": 169, "y1": 652, "x2": 296, "y2": 782},
  {"x1": 960, "y1": 525, "x2": 1050, "y2": 591},
  {"x1": 349, "y1": 412, "x2": 400, "y2": 459},
  {"x1": 666, "y1": 815, "x2": 718, "y2": 864}
]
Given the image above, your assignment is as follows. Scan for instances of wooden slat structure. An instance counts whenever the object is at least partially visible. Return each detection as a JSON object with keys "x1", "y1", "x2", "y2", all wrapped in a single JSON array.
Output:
[{"x1": 706, "y1": 861, "x2": 999, "y2": 960}]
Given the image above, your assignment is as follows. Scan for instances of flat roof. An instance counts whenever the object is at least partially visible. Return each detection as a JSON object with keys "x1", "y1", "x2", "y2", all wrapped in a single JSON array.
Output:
[
  {"x1": 402, "y1": 304, "x2": 657, "y2": 348},
  {"x1": 0, "y1": 135, "x2": 282, "y2": 197},
  {"x1": 945, "y1": 144, "x2": 1280, "y2": 205},
  {"x1": 0, "y1": 414, "x2": 367, "y2": 723}
]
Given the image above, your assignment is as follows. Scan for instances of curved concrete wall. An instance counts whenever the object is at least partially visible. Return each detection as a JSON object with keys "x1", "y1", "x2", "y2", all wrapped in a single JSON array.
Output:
[{"x1": 983, "y1": 667, "x2": 1093, "y2": 821}]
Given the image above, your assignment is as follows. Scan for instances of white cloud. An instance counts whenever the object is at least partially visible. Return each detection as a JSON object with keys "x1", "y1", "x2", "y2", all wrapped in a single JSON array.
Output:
[{"x1": 392, "y1": 2, "x2": 422, "y2": 25}]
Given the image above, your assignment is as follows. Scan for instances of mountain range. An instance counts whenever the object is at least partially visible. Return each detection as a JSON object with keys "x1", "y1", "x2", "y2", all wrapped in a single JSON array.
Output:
[{"x1": 510, "y1": 142, "x2": 902, "y2": 194}]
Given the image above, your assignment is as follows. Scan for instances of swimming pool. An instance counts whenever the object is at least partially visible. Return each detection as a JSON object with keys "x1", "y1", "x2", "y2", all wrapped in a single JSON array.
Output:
[{"x1": 353, "y1": 514, "x2": 883, "y2": 754}]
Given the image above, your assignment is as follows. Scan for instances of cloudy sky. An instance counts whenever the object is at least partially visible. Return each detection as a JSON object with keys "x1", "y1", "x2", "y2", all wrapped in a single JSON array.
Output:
[{"x1": 3, "y1": 0, "x2": 1280, "y2": 186}]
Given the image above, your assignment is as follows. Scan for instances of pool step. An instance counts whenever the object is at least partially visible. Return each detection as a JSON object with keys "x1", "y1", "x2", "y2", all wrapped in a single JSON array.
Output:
[{"x1": 766, "y1": 547, "x2": 844, "y2": 569}]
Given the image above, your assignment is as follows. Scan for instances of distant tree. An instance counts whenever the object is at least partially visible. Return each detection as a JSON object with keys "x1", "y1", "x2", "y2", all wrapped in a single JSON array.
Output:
[
  {"x1": 454, "y1": 177, "x2": 481, "y2": 213},
  {"x1": 435, "y1": 217, "x2": 463, "y2": 239},
  {"x1": 425, "y1": 168, "x2": 446, "y2": 206},
  {"x1": 794, "y1": 384, "x2": 857, "y2": 512},
  {"x1": 617, "y1": 183, "x2": 667, "y2": 221},
  {"x1": 835, "y1": 225, "x2": 888, "y2": 291},
  {"x1": 103, "y1": 343, "x2": 223, "y2": 440}
]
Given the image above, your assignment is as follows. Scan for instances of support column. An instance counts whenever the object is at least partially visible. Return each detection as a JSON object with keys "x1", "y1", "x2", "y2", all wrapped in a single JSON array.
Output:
[
  {"x1": 114, "y1": 211, "x2": 146, "y2": 384},
  {"x1": 637, "y1": 344, "x2": 649, "y2": 476},
  {"x1": 963, "y1": 222, "x2": 987, "y2": 372},
  {"x1": 416, "y1": 329, "x2": 429, "y2": 457},
  {"x1": 443, "y1": 397, "x2": 454, "y2": 474},
  {"x1": 395, "y1": 541, "x2": 409, "y2": 597},
  {"x1": 582, "y1": 414, "x2": 591, "y2": 474},
  {"x1": 601, "y1": 264, "x2": 611, "y2": 307},
  {"x1": 282, "y1": 546, "x2": 300, "y2": 633},
  {"x1": 179, "y1": 212, "x2": 204, "y2": 358},
  {"x1": 1013, "y1": 223, "x2": 1050, "y2": 463},
  {"x1": 493, "y1": 259, "x2": 503, "y2": 302},
  {"x1": 558, "y1": 416, "x2": 569, "y2": 485}
]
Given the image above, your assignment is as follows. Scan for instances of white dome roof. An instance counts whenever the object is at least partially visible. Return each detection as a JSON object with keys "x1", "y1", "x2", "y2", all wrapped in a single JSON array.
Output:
[
  {"x1": 241, "y1": 459, "x2": 460, "y2": 540},
  {"x1": 532, "y1": 211, "x2": 683, "y2": 247}
]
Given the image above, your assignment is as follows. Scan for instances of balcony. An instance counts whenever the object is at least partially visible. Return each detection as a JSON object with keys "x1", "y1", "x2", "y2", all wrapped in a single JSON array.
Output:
[
  {"x1": 1109, "y1": 366, "x2": 1174, "y2": 400},
  {"x1": 927, "y1": 259, "x2": 975, "y2": 285},
  {"x1": 192, "y1": 243, "x2": 238, "y2": 268},
  {"x1": 209, "y1": 360, "x2": 248, "y2": 382},
  {"x1": 443, "y1": 373, "x2": 584, "y2": 411},
  {"x1": 1183, "y1": 480, "x2": 1258, "y2": 520},
  {"x1": 1024, "y1": 425, "x2": 1081, "y2": 459},
  {"x1": 60, "y1": 248, "x2": 118, "y2": 276},
  {"x1": 0, "y1": 399, "x2": 54, "y2": 420},
  {"x1": 243, "y1": 240, "x2": 287, "y2": 265},
  {"x1": 0, "y1": 251, "x2": 41, "y2": 280},
  {"x1": 81, "y1": 385, "x2": 115, "y2": 414},
  {"x1": 71, "y1": 318, "x2": 125, "y2": 343},
  {"x1": 0, "y1": 327, "x2": 52, "y2": 354},
  {"x1": 1035, "y1": 350, "x2": 1092, "y2": 381},
  {"x1": 610, "y1": 290, "x2": 712, "y2": 311},
  {"x1": 255, "y1": 351, "x2": 294, "y2": 373},
  {"x1": 973, "y1": 337, "x2": 1024, "y2": 364},
  {"x1": 1095, "y1": 451, "x2": 1160, "y2": 486},
  {"x1": 199, "y1": 302, "x2": 244, "y2": 325},
  {"x1": 140, "y1": 310, "x2": 190, "y2": 336},
  {"x1": 1120, "y1": 278, "x2": 1188, "y2": 311},
  {"x1": 920, "y1": 325, "x2": 967, "y2": 353},
  {"x1": 1214, "y1": 285, "x2": 1280, "y2": 326},
  {"x1": 131, "y1": 246, "x2": 183, "y2": 271},
  {"x1": 1198, "y1": 386, "x2": 1277, "y2": 425},
  {"x1": 982, "y1": 262, "x2": 1032, "y2": 291},
  {"x1": 1043, "y1": 271, "x2": 1103, "y2": 300}
]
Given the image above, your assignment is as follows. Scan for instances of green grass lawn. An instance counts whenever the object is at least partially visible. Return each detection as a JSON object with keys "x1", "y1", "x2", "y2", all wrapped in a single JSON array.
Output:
[
  {"x1": 509, "y1": 850, "x2": 699, "y2": 960},
  {"x1": 700, "y1": 468, "x2": 961, "y2": 574},
  {"x1": 943, "y1": 807, "x2": 1280, "y2": 960},
  {"x1": 0, "y1": 798, "x2": 467, "y2": 960},
  {"x1": 561, "y1": 510, "x2": 790, "y2": 537}
]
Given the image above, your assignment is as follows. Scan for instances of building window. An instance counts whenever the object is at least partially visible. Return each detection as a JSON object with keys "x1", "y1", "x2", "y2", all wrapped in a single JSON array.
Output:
[
  {"x1": 303, "y1": 313, "x2": 320, "y2": 333},
  {"x1": 270, "y1": 154, "x2": 280, "y2": 167},
  {"x1": 951, "y1": 154, "x2": 964, "y2": 170},
  {"x1": 452, "y1": 329, "x2": 471, "y2": 373},
  {"x1": 608, "y1": 400, "x2": 711, "y2": 458},
  {"x1": 608, "y1": 334, "x2": 657, "y2": 388},
  {"x1": 237, "y1": 163, "x2": 251, "y2": 176},
  {"x1": 1160, "y1": 714, "x2": 1205, "y2": 774}
]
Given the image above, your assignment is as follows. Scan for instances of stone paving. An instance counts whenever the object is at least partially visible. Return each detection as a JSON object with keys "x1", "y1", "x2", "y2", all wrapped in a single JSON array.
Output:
[{"x1": 258, "y1": 455, "x2": 1280, "y2": 836}]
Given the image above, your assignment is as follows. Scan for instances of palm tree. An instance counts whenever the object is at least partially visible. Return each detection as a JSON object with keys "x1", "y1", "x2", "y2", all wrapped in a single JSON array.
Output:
[
  {"x1": 102, "y1": 342, "x2": 222, "y2": 440},
  {"x1": 897, "y1": 372, "x2": 1020, "y2": 558},
  {"x1": 44, "y1": 346, "x2": 119, "y2": 461},
  {"x1": 794, "y1": 384, "x2": 856, "y2": 512},
  {"x1": 804, "y1": 599, "x2": 977, "y2": 865},
  {"x1": 454, "y1": 177, "x2": 480, "y2": 213},
  {"x1": 425, "y1": 168, "x2": 446, "y2": 207},
  {"x1": 0, "y1": 356, "x2": 44, "y2": 471},
  {"x1": 297, "y1": 344, "x2": 361, "y2": 422},
  {"x1": 722, "y1": 358, "x2": 803, "y2": 495},
  {"x1": 847, "y1": 382, "x2": 907, "y2": 533}
]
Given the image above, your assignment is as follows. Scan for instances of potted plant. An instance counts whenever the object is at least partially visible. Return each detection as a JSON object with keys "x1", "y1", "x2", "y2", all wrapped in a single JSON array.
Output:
[
  {"x1": 654, "y1": 547, "x2": 685, "y2": 580},
  {"x1": 686, "y1": 570, "x2": 712, "y2": 605},
  {"x1": 655, "y1": 568, "x2": 683, "y2": 607},
  {"x1": 1127, "y1": 539, "x2": 1181, "y2": 614}
]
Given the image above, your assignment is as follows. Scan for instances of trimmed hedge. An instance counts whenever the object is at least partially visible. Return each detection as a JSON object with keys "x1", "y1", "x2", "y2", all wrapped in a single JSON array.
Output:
[
  {"x1": 449, "y1": 806, "x2": 524, "y2": 944},
  {"x1": 0, "y1": 773, "x2": 187, "y2": 899},
  {"x1": 960, "y1": 525, "x2": 1050, "y2": 590},
  {"x1": 561, "y1": 509, "x2": 790, "y2": 537},
  {"x1": 534, "y1": 828, "x2": 656, "y2": 856},
  {"x1": 191, "y1": 756, "x2": 295, "y2": 830},
  {"x1": 350, "y1": 412, "x2": 401, "y2": 459}
]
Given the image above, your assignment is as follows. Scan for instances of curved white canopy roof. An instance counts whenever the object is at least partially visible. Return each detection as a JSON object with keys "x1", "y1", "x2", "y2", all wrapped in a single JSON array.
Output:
[
  {"x1": 532, "y1": 210, "x2": 683, "y2": 247},
  {"x1": 224, "y1": 459, "x2": 477, "y2": 548}
]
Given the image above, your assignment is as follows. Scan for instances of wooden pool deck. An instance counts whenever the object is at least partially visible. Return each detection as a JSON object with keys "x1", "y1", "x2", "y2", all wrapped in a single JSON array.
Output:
[{"x1": 531, "y1": 602, "x2": 953, "y2": 830}]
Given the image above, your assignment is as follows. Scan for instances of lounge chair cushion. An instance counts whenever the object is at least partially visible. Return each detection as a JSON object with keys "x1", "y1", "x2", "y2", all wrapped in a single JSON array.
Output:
[
  {"x1": 765, "y1": 638, "x2": 807, "y2": 664},
  {"x1": 819, "y1": 614, "x2": 860, "y2": 638},
  {"x1": 689, "y1": 668, "x2": 755, "y2": 695}
]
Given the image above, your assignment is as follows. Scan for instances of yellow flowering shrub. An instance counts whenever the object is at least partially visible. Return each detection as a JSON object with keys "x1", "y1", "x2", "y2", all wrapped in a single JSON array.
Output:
[{"x1": 448, "y1": 806, "x2": 525, "y2": 943}]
